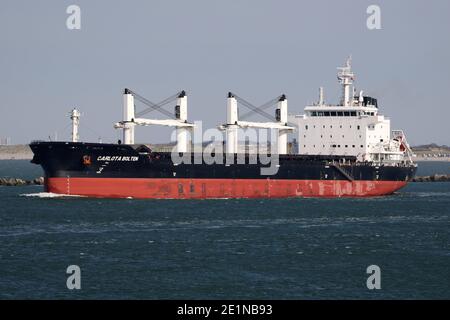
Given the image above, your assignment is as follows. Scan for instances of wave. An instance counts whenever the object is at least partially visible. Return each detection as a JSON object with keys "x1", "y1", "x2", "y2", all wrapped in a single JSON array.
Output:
[
  {"x1": 414, "y1": 192, "x2": 450, "y2": 198},
  {"x1": 19, "y1": 192, "x2": 86, "y2": 198}
]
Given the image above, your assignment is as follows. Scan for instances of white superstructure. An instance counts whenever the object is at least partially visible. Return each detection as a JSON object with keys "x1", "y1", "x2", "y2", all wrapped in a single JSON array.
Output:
[{"x1": 288, "y1": 57, "x2": 413, "y2": 163}]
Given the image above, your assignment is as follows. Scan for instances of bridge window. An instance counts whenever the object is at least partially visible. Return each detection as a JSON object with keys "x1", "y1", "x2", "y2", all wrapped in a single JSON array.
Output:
[
  {"x1": 351, "y1": 111, "x2": 357, "y2": 116},
  {"x1": 337, "y1": 112, "x2": 343, "y2": 116},
  {"x1": 344, "y1": 111, "x2": 350, "y2": 116},
  {"x1": 324, "y1": 111, "x2": 330, "y2": 116},
  {"x1": 330, "y1": 111, "x2": 337, "y2": 116}
]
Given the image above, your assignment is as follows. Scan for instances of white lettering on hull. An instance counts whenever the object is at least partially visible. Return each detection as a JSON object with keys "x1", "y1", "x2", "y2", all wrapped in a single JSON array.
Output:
[{"x1": 96, "y1": 156, "x2": 139, "y2": 162}]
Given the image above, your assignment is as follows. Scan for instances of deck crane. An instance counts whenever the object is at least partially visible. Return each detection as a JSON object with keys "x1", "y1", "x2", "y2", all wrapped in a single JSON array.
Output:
[
  {"x1": 114, "y1": 88, "x2": 195, "y2": 152},
  {"x1": 219, "y1": 92, "x2": 294, "y2": 154}
]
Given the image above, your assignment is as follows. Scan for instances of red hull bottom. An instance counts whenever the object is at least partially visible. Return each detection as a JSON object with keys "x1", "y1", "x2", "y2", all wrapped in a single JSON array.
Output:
[{"x1": 45, "y1": 177, "x2": 408, "y2": 199}]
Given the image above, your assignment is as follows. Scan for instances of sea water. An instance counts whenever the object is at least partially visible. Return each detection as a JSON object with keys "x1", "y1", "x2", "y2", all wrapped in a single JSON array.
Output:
[{"x1": 0, "y1": 160, "x2": 449, "y2": 299}]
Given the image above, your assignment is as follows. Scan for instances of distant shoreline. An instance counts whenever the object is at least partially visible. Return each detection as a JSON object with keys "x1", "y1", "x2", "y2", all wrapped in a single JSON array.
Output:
[
  {"x1": 413, "y1": 158, "x2": 450, "y2": 162},
  {"x1": 0, "y1": 145, "x2": 33, "y2": 160}
]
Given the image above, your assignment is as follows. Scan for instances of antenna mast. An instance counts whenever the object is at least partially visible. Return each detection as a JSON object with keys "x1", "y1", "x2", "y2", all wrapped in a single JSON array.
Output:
[{"x1": 337, "y1": 56, "x2": 355, "y2": 106}]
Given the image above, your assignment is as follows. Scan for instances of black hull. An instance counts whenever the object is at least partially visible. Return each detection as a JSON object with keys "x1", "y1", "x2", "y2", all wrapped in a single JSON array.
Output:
[{"x1": 30, "y1": 141, "x2": 416, "y2": 181}]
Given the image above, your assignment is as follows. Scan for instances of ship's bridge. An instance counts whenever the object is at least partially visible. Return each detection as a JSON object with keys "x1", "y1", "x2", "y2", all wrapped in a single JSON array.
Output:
[
  {"x1": 303, "y1": 105, "x2": 379, "y2": 118},
  {"x1": 288, "y1": 57, "x2": 413, "y2": 164}
]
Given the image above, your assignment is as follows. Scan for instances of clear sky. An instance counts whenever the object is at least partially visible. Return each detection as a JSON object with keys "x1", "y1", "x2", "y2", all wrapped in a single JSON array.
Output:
[{"x1": 1, "y1": 0, "x2": 449, "y2": 145}]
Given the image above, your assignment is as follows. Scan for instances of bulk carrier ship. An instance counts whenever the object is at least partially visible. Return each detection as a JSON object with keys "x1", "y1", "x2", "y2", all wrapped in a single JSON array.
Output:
[{"x1": 30, "y1": 58, "x2": 417, "y2": 199}]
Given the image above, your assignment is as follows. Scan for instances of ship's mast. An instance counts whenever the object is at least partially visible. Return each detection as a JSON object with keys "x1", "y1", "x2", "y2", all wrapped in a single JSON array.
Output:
[
  {"x1": 337, "y1": 56, "x2": 355, "y2": 106},
  {"x1": 318, "y1": 87, "x2": 325, "y2": 105},
  {"x1": 70, "y1": 108, "x2": 81, "y2": 142},
  {"x1": 221, "y1": 93, "x2": 294, "y2": 154},
  {"x1": 276, "y1": 95, "x2": 288, "y2": 154},
  {"x1": 226, "y1": 92, "x2": 239, "y2": 154},
  {"x1": 115, "y1": 89, "x2": 195, "y2": 149},
  {"x1": 123, "y1": 89, "x2": 135, "y2": 145},
  {"x1": 175, "y1": 91, "x2": 189, "y2": 153}
]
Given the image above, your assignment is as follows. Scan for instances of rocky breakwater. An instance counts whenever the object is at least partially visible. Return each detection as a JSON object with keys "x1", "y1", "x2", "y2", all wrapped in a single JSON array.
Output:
[
  {"x1": 0, "y1": 177, "x2": 45, "y2": 186},
  {"x1": 412, "y1": 174, "x2": 450, "y2": 182}
]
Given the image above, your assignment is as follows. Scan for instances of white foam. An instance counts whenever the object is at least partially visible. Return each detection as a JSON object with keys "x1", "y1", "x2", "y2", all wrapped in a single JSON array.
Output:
[
  {"x1": 414, "y1": 192, "x2": 450, "y2": 198},
  {"x1": 20, "y1": 192, "x2": 85, "y2": 198}
]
